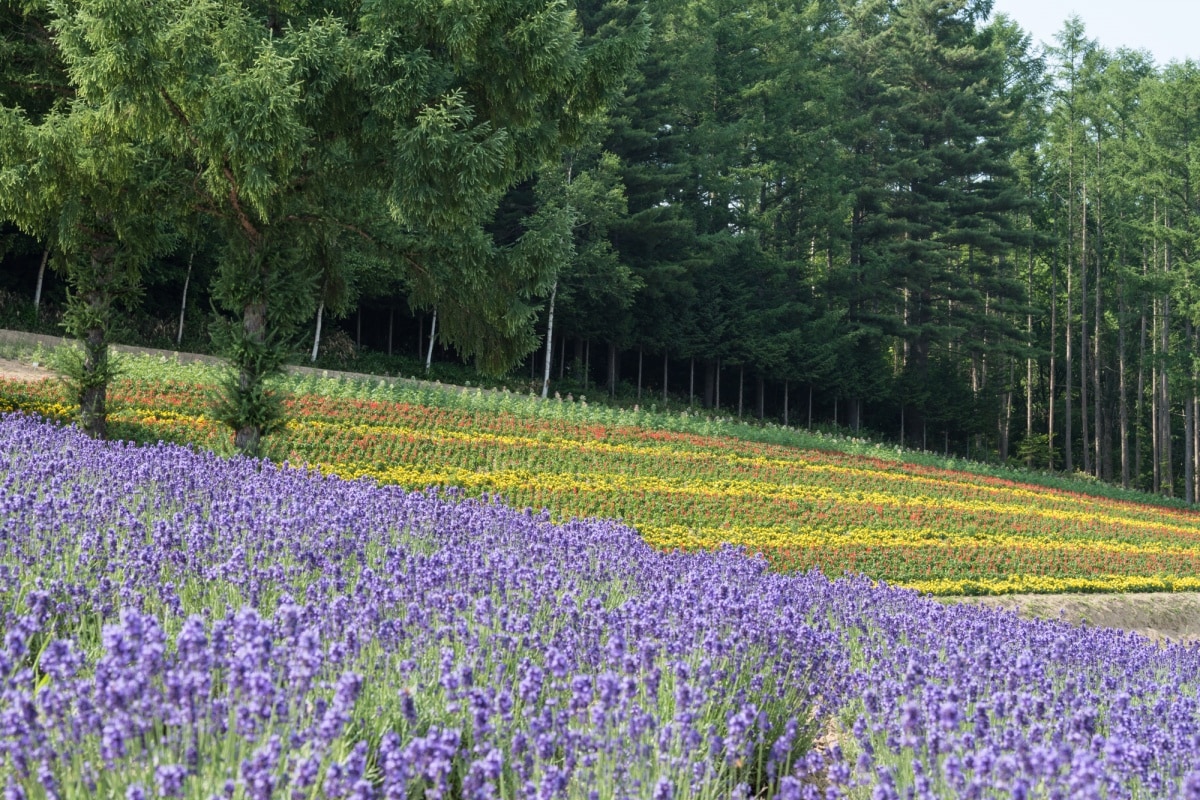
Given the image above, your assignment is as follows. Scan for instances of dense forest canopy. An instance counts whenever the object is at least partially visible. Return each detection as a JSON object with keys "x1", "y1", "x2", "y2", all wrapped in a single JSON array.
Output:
[{"x1": 3, "y1": 0, "x2": 1200, "y2": 498}]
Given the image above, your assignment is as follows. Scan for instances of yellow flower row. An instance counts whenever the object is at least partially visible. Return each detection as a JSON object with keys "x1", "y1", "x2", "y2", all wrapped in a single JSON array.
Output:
[
  {"x1": 291, "y1": 418, "x2": 1147, "y2": 518},
  {"x1": 908, "y1": 574, "x2": 1200, "y2": 596},
  {"x1": 315, "y1": 452, "x2": 1200, "y2": 541},
  {"x1": 636, "y1": 523, "x2": 1199, "y2": 558}
]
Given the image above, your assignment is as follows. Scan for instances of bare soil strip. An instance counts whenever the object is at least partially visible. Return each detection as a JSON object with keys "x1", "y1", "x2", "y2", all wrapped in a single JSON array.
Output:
[
  {"x1": 951, "y1": 593, "x2": 1200, "y2": 643},
  {"x1": 0, "y1": 358, "x2": 52, "y2": 382}
]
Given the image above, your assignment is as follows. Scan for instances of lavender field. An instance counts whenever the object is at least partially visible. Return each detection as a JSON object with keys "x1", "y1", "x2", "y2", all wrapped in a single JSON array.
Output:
[{"x1": 3, "y1": 412, "x2": 1200, "y2": 798}]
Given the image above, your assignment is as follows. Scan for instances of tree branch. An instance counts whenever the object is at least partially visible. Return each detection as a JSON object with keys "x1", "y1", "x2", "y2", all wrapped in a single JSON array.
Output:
[{"x1": 159, "y1": 88, "x2": 261, "y2": 243}]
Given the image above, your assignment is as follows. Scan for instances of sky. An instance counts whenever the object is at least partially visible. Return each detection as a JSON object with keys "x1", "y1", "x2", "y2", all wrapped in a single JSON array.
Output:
[{"x1": 990, "y1": 0, "x2": 1200, "y2": 65}]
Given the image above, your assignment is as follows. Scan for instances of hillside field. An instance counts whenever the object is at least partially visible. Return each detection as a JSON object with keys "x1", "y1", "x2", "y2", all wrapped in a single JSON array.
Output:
[
  {"x1": 5, "y1": 355, "x2": 1200, "y2": 596},
  {"x1": 10, "y1": 357, "x2": 1200, "y2": 796}
]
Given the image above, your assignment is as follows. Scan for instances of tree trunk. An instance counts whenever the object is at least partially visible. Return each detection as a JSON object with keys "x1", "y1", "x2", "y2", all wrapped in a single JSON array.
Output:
[
  {"x1": 1093, "y1": 186, "x2": 1103, "y2": 479},
  {"x1": 999, "y1": 355, "x2": 1012, "y2": 462},
  {"x1": 177, "y1": 250, "x2": 193, "y2": 347},
  {"x1": 757, "y1": 375, "x2": 765, "y2": 420},
  {"x1": 1065, "y1": 235, "x2": 1074, "y2": 474},
  {"x1": 690, "y1": 358, "x2": 695, "y2": 406},
  {"x1": 703, "y1": 360, "x2": 714, "y2": 408},
  {"x1": 387, "y1": 305, "x2": 394, "y2": 357},
  {"x1": 715, "y1": 359, "x2": 721, "y2": 411},
  {"x1": 1119, "y1": 290, "x2": 1129, "y2": 489},
  {"x1": 1152, "y1": 297, "x2": 1160, "y2": 494},
  {"x1": 584, "y1": 339, "x2": 590, "y2": 391},
  {"x1": 310, "y1": 300, "x2": 324, "y2": 363},
  {"x1": 33, "y1": 246, "x2": 50, "y2": 318},
  {"x1": 1026, "y1": 213, "x2": 1034, "y2": 459},
  {"x1": 637, "y1": 347, "x2": 643, "y2": 402},
  {"x1": 737, "y1": 365, "x2": 744, "y2": 418},
  {"x1": 541, "y1": 281, "x2": 557, "y2": 399},
  {"x1": 234, "y1": 300, "x2": 268, "y2": 455},
  {"x1": 1162, "y1": 292, "x2": 1173, "y2": 495},
  {"x1": 80, "y1": 295, "x2": 108, "y2": 441},
  {"x1": 607, "y1": 343, "x2": 618, "y2": 397},
  {"x1": 663, "y1": 350, "x2": 669, "y2": 405},
  {"x1": 1137, "y1": 251, "x2": 1148, "y2": 489},
  {"x1": 1049, "y1": 229, "x2": 1058, "y2": 471},
  {"x1": 425, "y1": 308, "x2": 437, "y2": 371},
  {"x1": 1194, "y1": 389, "x2": 1200, "y2": 503},
  {"x1": 1186, "y1": 321, "x2": 1195, "y2": 504},
  {"x1": 783, "y1": 380, "x2": 789, "y2": 426},
  {"x1": 1080, "y1": 182, "x2": 1090, "y2": 476}
]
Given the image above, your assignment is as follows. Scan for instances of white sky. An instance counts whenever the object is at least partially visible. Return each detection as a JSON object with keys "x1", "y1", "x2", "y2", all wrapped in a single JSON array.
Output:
[{"x1": 990, "y1": 0, "x2": 1200, "y2": 65}]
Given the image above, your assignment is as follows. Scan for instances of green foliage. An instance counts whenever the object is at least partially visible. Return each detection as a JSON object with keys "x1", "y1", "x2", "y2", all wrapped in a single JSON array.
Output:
[
  {"x1": 7, "y1": 0, "x2": 1200, "y2": 494},
  {"x1": 207, "y1": 310, "x2": 288, "y2": 444},
  {"x1": 49, "y1": 340, "x2": 119, "y2": 393}
]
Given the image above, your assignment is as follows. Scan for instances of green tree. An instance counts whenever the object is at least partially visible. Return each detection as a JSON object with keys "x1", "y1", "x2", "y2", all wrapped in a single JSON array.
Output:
[
  {"x1": 49, "y1": 0, "x2": 645, "y2": 454},
  {"x1": 0, "y1": 15, "x2": 178, "y2": 437}
]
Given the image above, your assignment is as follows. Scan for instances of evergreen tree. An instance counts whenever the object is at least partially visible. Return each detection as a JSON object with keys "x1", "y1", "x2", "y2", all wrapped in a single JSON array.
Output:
[{"x1": 48, "y1": 0, "x2": 646, "y2": 454}]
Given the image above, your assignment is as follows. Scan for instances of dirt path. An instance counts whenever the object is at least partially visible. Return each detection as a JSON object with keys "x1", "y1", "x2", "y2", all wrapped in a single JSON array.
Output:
[{"x1": 0, "y1": 357, "x2": 52, "y2": 382}]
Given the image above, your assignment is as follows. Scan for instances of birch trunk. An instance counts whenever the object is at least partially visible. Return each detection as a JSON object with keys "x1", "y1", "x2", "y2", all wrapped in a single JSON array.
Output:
[
  {"x1": 310, "y1": 300, "x2": 324, "y2": 363},
  {"x1": 541, "y1": 281, "x2": 557, "y2": 399},
  {"x1": 177, "y1": 251, "x2": 192, "y2": 347},
  {"x1": 34, "y1": 247, "x2": 49, "y2": 319},
  {"x1": 425, "y1": 308, "x2": 437, "y2": 371}
]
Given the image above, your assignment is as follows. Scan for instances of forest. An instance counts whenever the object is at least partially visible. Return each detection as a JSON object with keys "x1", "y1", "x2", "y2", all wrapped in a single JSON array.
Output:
[{"x1": 2, "y1": 0, "x2": 1199, "y2": 498}]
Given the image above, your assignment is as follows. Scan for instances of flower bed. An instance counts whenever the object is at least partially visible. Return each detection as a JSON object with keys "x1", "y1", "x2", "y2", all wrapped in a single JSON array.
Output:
[
  {"x1": 4, "y1": 413, "x2": 1200, "y2": 796},
  {"x1": 6, "y1": 370, "x2": 1200, "y2": 595}
]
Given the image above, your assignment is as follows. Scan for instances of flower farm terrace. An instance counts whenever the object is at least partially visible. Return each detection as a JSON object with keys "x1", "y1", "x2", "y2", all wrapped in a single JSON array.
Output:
[
  {"x1": 8, "y1": 410, "x2": 1200, "y2": 798},
  {"x1": 5, "y1": 358, "x2": 1200, "y2": 596}
]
